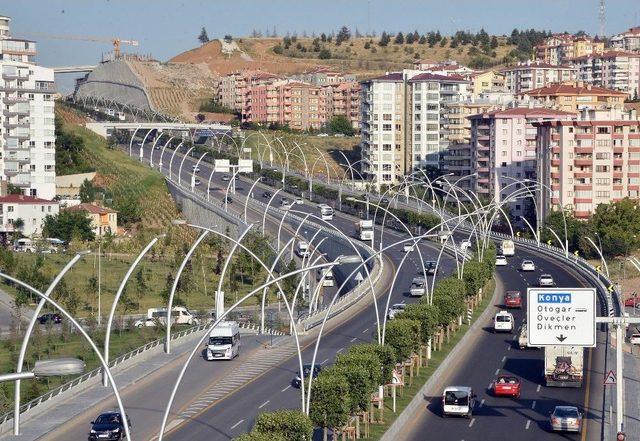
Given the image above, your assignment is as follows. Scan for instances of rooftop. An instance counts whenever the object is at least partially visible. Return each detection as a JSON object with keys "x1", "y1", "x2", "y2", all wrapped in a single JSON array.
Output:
[
  {"x1": 471, "y1": 107, "x2": 576, "y2": 119},
  {"x1": 408, "y1": 72, "x2": 468, "y2": 83},
  {"x1": 64, "y1": 203, "x2": 117, "y2": 215},
  {"x1": 0, "y1": 194, "x2": 57, "y2": 204},
  {"x1": 522, "y1": 83, "x2": 626, "y2": 98}
]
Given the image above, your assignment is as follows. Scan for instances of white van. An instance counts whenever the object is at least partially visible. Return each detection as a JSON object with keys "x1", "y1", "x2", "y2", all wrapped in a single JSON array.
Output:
[
  {"x1": 318, "y1": 204, "x2": 334, "y2": 221},
  {"x1": 317, "y1": 268, "x2": 335, "y2": 287},
  {"x1": 147, "y1": 307, "x2": 199, "y2": 326},
  {"x1": 13, "y1": 238, "x2": 35, "y2": 252},
  {"x1": 442, "y1": 386, "x2": 476, "y2": 418},
  {"x1": 409, "y1": 277, "x2": 426, "y2": 297},
  {"x1": 206, "y1": 321, "x2": 240, "y2": 360},
  {"x1": 296, "y1": 241, "x2": 310, "y2": 258}
]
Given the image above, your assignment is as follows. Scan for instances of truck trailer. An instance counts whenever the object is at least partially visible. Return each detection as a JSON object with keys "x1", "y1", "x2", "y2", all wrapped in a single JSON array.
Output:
[{"x1": 544, "y1": 346, "x2": 584, "y2": 387}]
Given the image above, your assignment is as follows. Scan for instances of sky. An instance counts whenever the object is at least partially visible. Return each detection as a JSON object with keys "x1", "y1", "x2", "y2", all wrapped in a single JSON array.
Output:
[{"x1": 3, "y1": 0, "x2": 640, "y2": 69}]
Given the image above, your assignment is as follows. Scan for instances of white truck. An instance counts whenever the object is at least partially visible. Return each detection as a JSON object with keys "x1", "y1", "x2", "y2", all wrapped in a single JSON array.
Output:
[
  {"x1": 296, "y1": 240, "x2": 310, "y2": 258},
  {"x1": 501, "y1": 240, "x2": 515, "y2": 256},
  {"x1": 206, "y1": 321, "x2": 240, "y2": 360},
  {"x1": 317, "y1": 268, "x2": 335, "y2": 287},
  {"x1": 544, "y1": 346, "x2": 584, "y2": 387},
  {"x1": 356, "y1": 219, "x2": 374, "y2": 241},
  {"x1": 146, "y1": 307, "x2": 199, "y2": 326}
]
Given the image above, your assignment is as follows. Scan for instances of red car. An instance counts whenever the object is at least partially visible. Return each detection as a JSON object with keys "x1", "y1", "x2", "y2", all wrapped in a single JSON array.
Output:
[
  {"x1": 625, "y1": 297, "x2": 640, "y2": 307},
  {"x1": 493, "y1": 376, "x2": 521, "y2": 398},
  {"x1": 504, "y1": 291, "x2": 522, "y2": 309}
]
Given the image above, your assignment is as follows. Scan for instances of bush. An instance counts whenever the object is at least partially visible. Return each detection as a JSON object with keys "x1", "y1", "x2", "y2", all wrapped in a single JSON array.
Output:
[
  {"x1": 234, "y1": 433, "x2": 285, "y2": 441},
  {"x1": 318, "y1": 49, "x2": 332, "y2": 59},
  {"x1": 42, "y1": 210, "x2": 95, "y2": 243},
  {"x1": 252, "y1": 410, "x2": 313, "y2": 441}
]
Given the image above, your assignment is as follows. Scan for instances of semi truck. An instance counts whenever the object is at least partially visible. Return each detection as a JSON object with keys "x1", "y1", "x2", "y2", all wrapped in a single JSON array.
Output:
[
  {"x1": 356, "y1": 219, "x2": 374, "y2": 241},
  {"x1": 544, "y1": 346, "x2": 584, "y2": 387}
]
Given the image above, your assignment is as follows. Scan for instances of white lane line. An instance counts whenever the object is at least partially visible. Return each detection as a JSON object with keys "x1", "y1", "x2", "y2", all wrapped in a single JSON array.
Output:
[
  {"x1": 362, "y1": 328, "x2": 369, "y2": 334},
  {"x1": 507, "y1": 345, "x2": 512, "y2": 351},
  {"x1": 321, "y1": 358, "x2": 329, "y2": 365},
  {"x1": 536, "y1": 384, "x2": 541, "y2": 393},
  {"x1": 469, "y1": 418, "x2": 476, "y2": 428},
  {"x1": 400, "y1": 300, "x2": 406, "y2": 304},
  {"x1": 487, "y1": 382, "x2": 493, "y2": 390},
  {"x1": 258, "y1": 400, "x2": 269, "y2": 409},
  {"x1": 501, "y1": 356, "x2": 506, "y2": 363},
  {"x1": 531, "y1": 400, "x2": 536, "y2": 409},
  {"x1": 494, "y1": 368, "x2": 500, "y2": 375},
  {"x1": 230, "y1": 419, "x2": 245, "y2": 430},
  {"x1": 336, "y1": 347, "x2": 345, "y2": 354},
  {"x1": 525, "y1": 420, "x2": 531, "y2": 430},
  {"x1": 512, "y1": 334, "x2": 518, "y2": 341},
  {"x1": 479, "y1": 399, "x2": 485, "y2": 408},
  {"x1": 281, "y1": 385, "x2": 291, "y2": 392},
  {"x1": 350, "y1": 337, "x2": 357, "y2": 342}
]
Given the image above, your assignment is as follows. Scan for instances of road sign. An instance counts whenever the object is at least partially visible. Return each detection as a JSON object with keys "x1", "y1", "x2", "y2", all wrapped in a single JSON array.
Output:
[
  {"x1": 604, "y1": 369, "x2": 617, "y2": 385},
  {"x1": 238, "y1": 159, "x2": 253, "y2": 173},
  {"x1": 527, "y1": 288, "x2": 596, "y2": 347},
  {"x1": 354, "y1": 272, "x2": 364, "y2": 284},
  {"x1": 214, "y1": 159, "x2": 230, "y2": 173}
]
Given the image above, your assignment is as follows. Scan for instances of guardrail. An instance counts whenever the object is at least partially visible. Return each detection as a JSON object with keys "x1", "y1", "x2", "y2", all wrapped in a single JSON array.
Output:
[{"x1": 0, "y1": 321, "x2": 283, "y2": 433}]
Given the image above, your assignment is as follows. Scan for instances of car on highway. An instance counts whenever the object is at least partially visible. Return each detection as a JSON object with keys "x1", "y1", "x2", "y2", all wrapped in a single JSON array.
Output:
[
  {"x1": 380, "y1": 197, "x2": 390, "y2": 205},
  {"x1": 403, "y1": 242, "x2": 414, "y2": 253},
  {"x1": 222, "y1": 174, "x2": 230, "y2": 181},
  {"x1": 387, "y1": 303, "x2": 406, "y2": 320},
  {"x1": 493, "y1": 310, "x2": 514, "y2": 333},
  {"x1": 549, "y1": 405, "x2": 582, "y2": 433},
  {"x1": 294, "y1": 197, "x2": 304, "y2": 205},
  {"x1": 495, "y1": 255, "x2": 507, "y2": 266},
  {"x1": 191, "y1": 165, "x2": 200, "y2": 172},
  {"x1": 624, "y1": 296, "x2": 640, "y2": 307},
  {"x1": 441, "y1": 386, "x2": 476, "y2": 418},
  {"x1": 133, "y1": 318, "x2": 156, "y2": 328},
  {"x1": 262, "y1": 191, "x2": 272, "y2": 199},
  {"x1": 492, "y1": 375, "x2": 521, "y2": 398},
  {"x1": 538, "y1": 274, "x2": 555, "y2": 287},
  {"x1": 292, "y1": 363, "x2": 322, "y2": 388},
  {"x1": 38, "y1": 313, "x2": 62, "y2": 325},
  {"x1": 521, "y1": 260, "x2": 535, "y2": 271},
  {"x1": 317, "y1": 133, "x2": 329, "y2": 137},
  {"x1": 409, "y1": 277, "x2": 426, "y2": 297},
  {"x1": 88, "y1": 411, "x2": 131, "y2": 441},
  {"x1": 630, "y1": 334, "x2": 640, "y2": 345},
  {"x1": 222, "y1": 196, "x2": 233, "y2": 204},
  {"x1": 460, "y1": 239, "x2": 472, "y2": 250},
  {"x1": 193, "y1": 179, "x2": 201, "y2": 186},
  {"x1": 503, "y1": 290, "x2": 522, "y2": 309},
  {"x1": 425, "y1": 260, "x2": 438, "y2": 276}
]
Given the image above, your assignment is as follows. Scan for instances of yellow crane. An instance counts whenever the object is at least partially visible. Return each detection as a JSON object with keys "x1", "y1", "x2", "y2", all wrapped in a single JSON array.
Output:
[{"x1": 19, "y1": 32, "x2": 139, "y2": 58}]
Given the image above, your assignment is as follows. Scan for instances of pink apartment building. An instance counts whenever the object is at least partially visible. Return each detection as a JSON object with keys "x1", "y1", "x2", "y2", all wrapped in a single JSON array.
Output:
[
  {"x1": 469, "y1": 107, "x2": 575, "y2": 216},
  {"x1": 536, "y1": 108, "x2": 640, "y2": 219}
]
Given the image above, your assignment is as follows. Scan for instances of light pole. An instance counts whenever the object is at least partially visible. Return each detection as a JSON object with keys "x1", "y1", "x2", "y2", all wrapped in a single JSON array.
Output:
[
  {"x1": 167, "y1": 141, "x2": 184, "y2": 180},
  {"x1": 128, "y1": 125, "x2": 141, "y2": 157},
  {"x1": 244, "y1": 176, "x2": 263, "y2": 222},
  {"x1": 1, "y1": 358, "x2": 85, "y2": 383},
  {"x1": 191, "y1": 152, "x2": 209, "y2": 191},
  {"x1": 177, "y1": 146, "x2": 195, "y2": 187}
]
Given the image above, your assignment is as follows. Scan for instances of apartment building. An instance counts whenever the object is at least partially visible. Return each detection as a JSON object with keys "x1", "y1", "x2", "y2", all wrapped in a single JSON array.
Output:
[
  {"x1": 469, "y1": 106, "x2": 575, "y2": 216},
  {"x1": 412, "y1": 59, "x2": 475, "y2": 77},
  {"x1": 502, "y1": 61, "x2": 576, "y2": 94},
  {"x1": 292, "y1": 67, "x2": 356, "y2": 86},
  {"x1": 610, "y1": 27, "x2": 640, "y2": 52},
  {"x1": 325, "y1": 81, "x2": 361, "y2": 129},
  {"x1": 407, "y1": 73, "x2": 470, "y2": 170},
  {"x1": 468, "y1": 70, "x2": 505, "y2": 96},
  {"x1": 0, "y1": 15, "x2": 56, "y2": 200},
  {"x1": 360, "y1": 73, "x2": 408, "y2": 186},
  {"x1": 535, "y1": 34, "x2": 604, "y2": 65},
  {"x1": 518, "y1": 82, "x2": 627, "y2": 113},
  {"x1": 0, "y1": 194, "x2": 58, "y2": 237},
  {"x1": 218, "y1": 70, "x2": 279, "y2": 111},
  {"x1": 536, "y1": 107, "x2": 640, "y2": 220},
  {"x1": 571, "y1": 51, "x2": 640, "y2": 99}
]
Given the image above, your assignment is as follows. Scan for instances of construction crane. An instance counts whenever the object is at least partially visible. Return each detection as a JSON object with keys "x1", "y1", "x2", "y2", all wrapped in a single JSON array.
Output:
[{"x1": 18, "y1": 32, "x2": 139, "y2": 58}]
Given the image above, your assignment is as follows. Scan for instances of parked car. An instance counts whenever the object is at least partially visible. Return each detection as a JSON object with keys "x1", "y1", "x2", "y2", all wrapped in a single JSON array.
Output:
[
  {"x1": 521, "y1": 260, "x2": 536, "y2": 271},
  {"x1": 38, "y1": 313, "x2": 62, "y2": 325},
  {"x1": 493, "y1": 310, "x2": 514, "y2": 333},
  {"x1": 538, "y1": 274, "x2": 555, "y2": 287},
  {"x1": 317, "y1": 133, "x2": 329, "y2": 137},
  {"x1": 495, "y1": 255, "x2": 508, "y2": 266},
  {"x1": 88, "y1": 411, "x2": 132, "y2": 441},
  {"x1": 193, "y1": 179, "x2": 201, "y2": 186},
  {"x1": 134, "y1": 318, "x2": 157, "y2": 328},
  {"x1": 624, "y1": 296, "x2": 640, "y2": 307},
  {"x1": 504, "y1": 291, "x2": 522, "y2": 309},
  {"x1": 492, "y1": 375, "x2": 521, "y2": 398},
  {"x1": 387, "y1": 303, "x2": 406, "y2": 320},
  {"x1": 630, "y1": 334, "x2": 640, "y2": 345},
  {"x1": 380, "y1": 197, "x2": 390, "y2": 205},
  {"x1": 333, "y1": 133, "x2": 345, "y2": 137},
  {"x1": 292, "y1": 364, "x2": 322, "y2": 388},
  {"x1": 549, "y1": 406, "x2": 582, "y2": 433}
]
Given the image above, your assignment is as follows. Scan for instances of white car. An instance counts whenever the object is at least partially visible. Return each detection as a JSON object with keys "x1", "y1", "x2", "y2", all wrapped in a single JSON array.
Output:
[
  {"x1": 317, "y1": 133, "x2": 329, "y2": 137},
  {"x1": 409, "y1": 277, "x2": 426, "y2": 297},
  {"x1": 221, "y1": 175, "x2": 230, "y2": 181},
  {"x1": 387, "y1": 303, "x2": 406, "y2": 320},
  {"x1": 521, "y1": 260, "x2": 535, "y2": 271},
  {"x1": 403, "y1": 243, "x2": 414, "y2": 253},
  {"x1": 192, "y1": 165, "x2": 201, "y2": 172},
  {"x1": 193, "y1": 179, "x2": 201, "y2": 186},
  {"x1": 538, "y1": 274, "x2": 555, "y2": 287},
  {"x1": 630, "y1": 334, "x2": 640, "y2": 345},
  {"x1": 493, "y1": 310, "x2": 514, "y2": 333},
  {"x1": 134, "y1": 318, "x2": 157, "y2": 328},
  {"x1": 496, "y1": 255, "x2": 508, "y2": 266},
  {"x1": 294, "y1": 197, "x2": 304, "y2": 205},
  {"x1": 460, "y1": 240, "x2": 472, "y2": 250}
]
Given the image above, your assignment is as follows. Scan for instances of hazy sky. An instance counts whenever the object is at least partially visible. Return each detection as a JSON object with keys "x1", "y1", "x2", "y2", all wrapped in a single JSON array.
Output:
[{"x1": 3, "y1": 0, "x2": 640, "y2": 68}]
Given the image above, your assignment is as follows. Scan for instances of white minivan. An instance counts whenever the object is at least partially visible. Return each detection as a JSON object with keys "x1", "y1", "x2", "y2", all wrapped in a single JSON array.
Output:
[
  {"x1": 147, "y1": 307, "x2": 199, "y2": 326},
  {"x1": 318, "y1": 204, "x2": 334, "y2": 221},
  {"x1": 296, "y1": 241, "x2": 311, "y2": 258},
  {"x1": 317, "y1": 268, "x2": 335, "y2": 287},
  {"x1": 442, "y1": 386, "x2": 476, "y2": 418},
  {"x1": 206, "y1": 321, "x2": 240, "y2": 360}
]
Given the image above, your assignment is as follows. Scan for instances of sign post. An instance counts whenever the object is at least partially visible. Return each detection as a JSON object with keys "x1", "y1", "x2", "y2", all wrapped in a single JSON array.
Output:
[{"x1": 527, "y1": 288, "x2": 596, "y2": 347}]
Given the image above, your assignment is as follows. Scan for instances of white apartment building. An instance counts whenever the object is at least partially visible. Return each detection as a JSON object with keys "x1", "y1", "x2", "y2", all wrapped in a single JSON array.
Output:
[
  {"x1": 501, "y1": 61, "x2": 575, "y2": 94},
  {"x1": 572, "y1": 51, "x2": 640, "y2": 99},
  {"x1": 0, "y1": 15, "x2": 56, "y2": 199},
  {"x1": 610, "y1": 27, "x2": 640, "y2": 52},
  {"x1": 0, "y1": 194, "x2": 59, "y2": 237}
]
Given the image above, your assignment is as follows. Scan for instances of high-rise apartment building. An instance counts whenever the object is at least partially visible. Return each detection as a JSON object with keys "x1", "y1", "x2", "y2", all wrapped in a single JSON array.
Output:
[
  {"x1": 610, "y1": 27, "x2": 640, "y2": 52},
  {"x1": 502, "y1": 61, "x2": 575, "y2": 94},
  {"x1": 571, "y1": 51, "x2": 640, "y2": 99},
  {"x1": 0, "y1": 15, "x2": 56, "y2": 200},
  {"x1": 535, "y1": 34, "x2": 604, "y2": 65},
  {"x1": 536, "y1": 107, "x2": 640, "y2": 220}
]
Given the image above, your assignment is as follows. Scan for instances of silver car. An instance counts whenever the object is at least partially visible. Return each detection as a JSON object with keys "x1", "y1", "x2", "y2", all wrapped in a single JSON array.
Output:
[
  {"x1": 550, "y1": 406, "x2": 582, "y2": 432},
  {"x1": 538, "y1": 274, "x2": 555, "y2": 287},
  {"x1": 387, "y1": 303, "x2": 406, "y2": 320}
]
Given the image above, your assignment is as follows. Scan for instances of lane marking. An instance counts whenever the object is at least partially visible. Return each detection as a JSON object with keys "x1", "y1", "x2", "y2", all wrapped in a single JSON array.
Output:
[
  {"x1": 487, "y1": 382, "x2": 493, "y2": 390},
  {"x1": 494, "y1": 368, "x2": 500, "y2": 375},
  {"x1": 258, "y1": 400, "x2": 269, "y2": 409},
  {"x1": 507, "y1": 345, "x2": 511, "y2": 351},
  {"x1": 281, "y1": 385, "x2": 291, "y2": 392},
  {"x1": 525, "y1": 420, "x2": 531, "y2": 430},
  {"x1": 531, "y1": 400, "x2": 536, "y2": 409},
  {"x1": 321, "y1": 358, "x2": 329, "y2": 365},
  {"x1": 581, "y1": 348, "x2": 593, "y2": 441},
  {"x1": 536, "y1": 384, "x2": 541, "y2": 393},
  {"x1": 468, "y1": 418, "x2": 475, "y2": 428},
  {"x1": 362, "y1": 328, "x2": 369, "y2": 334},
  {"x1": 501, "y1": 356, "x2": 506, "y2": 363},
  {"x1": 336, "y1": 347, "x2": 345, "y2": 354},
  {"x1": 350, "y1": 337, "x2": 357, "y2": 342},
  {"x1": 479, "y1": 399, "x2": 485, "y2": 408},
  {"x1": 230, "y1": 419, "x2": 244, "y2": 430}
]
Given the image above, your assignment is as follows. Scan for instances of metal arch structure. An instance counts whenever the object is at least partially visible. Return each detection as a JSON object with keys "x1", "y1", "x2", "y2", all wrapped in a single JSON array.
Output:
[
  {"x1": 167, "y1": 141, "x2": 185, "y2": 180},
  {"x1": 177, "y1": 146, "x2": 196, "y2": 187},
  {"x1": 191, "y1": 152, "x2": 209, "y2": 191},
  {"x1": 128, "y1": 126, "x2": 142, "y2": 157},
  {"x1": 138, "y1": 128, "x2": 156, "y2": 162},
  {"x1": 157, "y1": 136, "x2": 176, "y2": 172}
]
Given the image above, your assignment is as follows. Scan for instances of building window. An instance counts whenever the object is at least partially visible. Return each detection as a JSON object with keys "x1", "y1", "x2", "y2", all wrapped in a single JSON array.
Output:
[{"x1": 7, "y1": 206, "x2": 13, "y2": 213}]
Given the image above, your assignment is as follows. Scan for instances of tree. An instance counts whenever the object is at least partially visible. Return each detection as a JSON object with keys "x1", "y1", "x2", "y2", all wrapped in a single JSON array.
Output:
[
  {"x1": 320, "y1": 32, "x2": 327, "y2": 42},
  {"x1": 42, "y1": 210, "x2": 95, "y2": 243},
  {"x1": 309, "y1": 373, "x2": 350, "y2": 441},
  {"x1": 336, "y1": 26, "x2": 351, "y2": 45},
  {"x1": 490, "y1": 35, "x2": 499, "y2": 49},
  {"x1": 328, "y1": 115, "x2": 355, "y2": 136},
  {"x1": 318, "y1": 49, "x2": 331, "y2": 59},
  {"x1": 378, "y1": 31, "x2": 390, "y2": 47},
  {"x1": 432, "y1": 277, "x2": 466, "y2": 325},
  {"x1": 198, "y1": 27, "x2": 209, "y2": 44},
  {"x1": 394, "y1": 32, "x2": 405, "y2": 44},
  {"x1": 326, "y1": 365, "x2": 369, "y2": 413},
  {"x1": 349, "y1": 343, "x2": 395, "y2": 384},
  {"x1": 234, "y1": 433, "x2": 285, "y2": 441},
  {"x1": 405, "y1": 32, "x2": 415, "y2": 44},
  {"x1": 79, "y1": 179, "x2": 97, "y2": 203},
  {"x1": 591, "y1": 198, "x2": 640, "y2": 257},
  {"x1": 402, "y1": 303, "x2": 440, "y2": 344},
  {"x1": 12, "y1": 218, "x2": 24, "y2": 233},
  {"x1": 113, "y1": 194, "x2": 141, "y2": 226},
  {"x1": 252, "y1": 410, "x2": 313, "y2": 441},
  {"x1": 385, "y1": 318, "x2": 421, "y2": 362}
]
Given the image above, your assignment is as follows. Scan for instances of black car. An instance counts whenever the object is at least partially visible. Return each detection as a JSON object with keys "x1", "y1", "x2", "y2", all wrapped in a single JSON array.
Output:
[
  {"x1": 425, "y1": 261, "x2": 438, "y2": 276},
  {"x1": 292, "y1": 363, "x2": 322, "y2": 388},
  {"x1": 222, "y1": 196, "x2": 233, "y2": 204},
  {"x1": 88, "y1": 411, "x2": 131, "y2": 441},
  {"x1": 38, "y1": 313, "x2": 62, "y2": 325},
  {"x1": 380, "y1": 197, "x2": 390, "y2": 205},
  {"x1": 262, "y1": 191, "x2": 272, "y2": 199}
]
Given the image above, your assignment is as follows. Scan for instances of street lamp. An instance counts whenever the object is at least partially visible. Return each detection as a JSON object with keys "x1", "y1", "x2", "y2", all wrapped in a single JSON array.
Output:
[{"x1": 0, "y1": 358, "x2": 86, "y2": 383}]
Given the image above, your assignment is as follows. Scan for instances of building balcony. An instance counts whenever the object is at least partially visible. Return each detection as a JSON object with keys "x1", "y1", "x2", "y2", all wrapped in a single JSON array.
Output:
[
  {"x1": 476, "y1": 144, "x2": 490, "y2": 151},
  {"x1": 574, "y1": 171, "x2": 592, "y2": 178},
  {"x1": 478, "y1": 167, "x2": 490, "y2": 173},
  {"x1": 629, "y1": 160, "x2": 640, "y2": 166},
  {"x1": 574, "y1": 198, "x2": 593, "y2": 204},
  {"x1": 613, "y1": 159, "x2": 624, "y2": 166},
  {"x1": 613, "y1": 171, "x2": 624, "y2": 178},
  {"x1": 574, "y1": 211, "x2": 591, "y2": 218},
  {"x1": 3, "y1": 95, "x2": 29, "y2": 105},
  {"x1": 551, "y1": 172, "x2": 560, "y2": 179},
  {"x1": 551, "y1": 159, "x2": 560, "y2": 166},
  {"x1": 574, "y1": 158, "x2": 592, "y2": 166},
  {"x1": 575, "y1": 134, "x2": 593, "y2": 140},
  {"x1": 574, "y1": 184, "x2": 592, "y2": 191},
  {"x1": 551, "y1": 146, "x2": 561, "y2": 154},
  {"x1": 2, "y1": 70, "x2": 29, "y2": 81}
]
